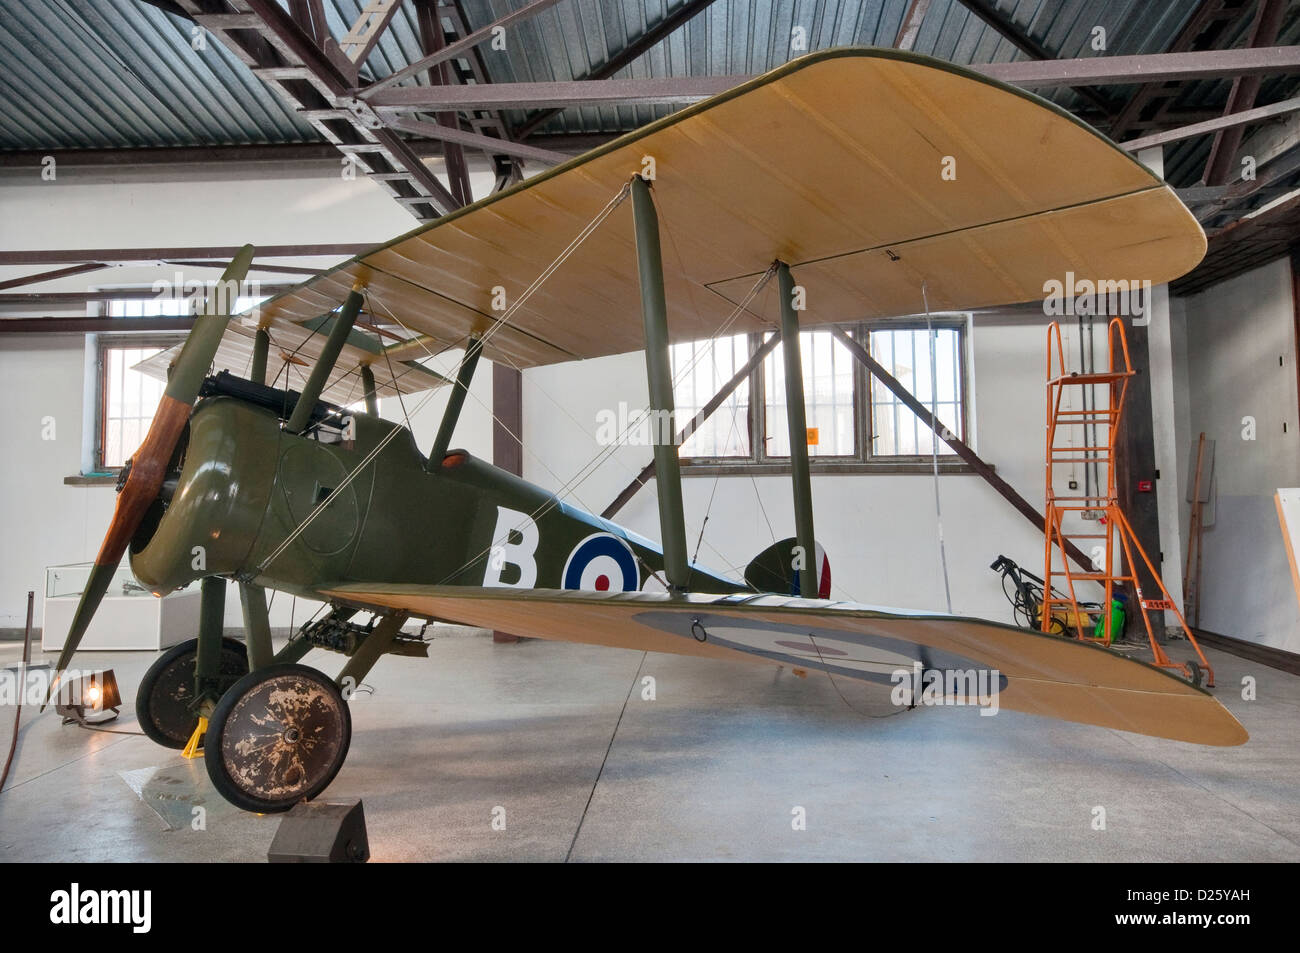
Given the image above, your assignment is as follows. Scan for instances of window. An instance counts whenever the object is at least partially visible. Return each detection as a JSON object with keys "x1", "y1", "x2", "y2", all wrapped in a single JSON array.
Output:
[
  {"x1": 670, "y1": 333, "x2": 751, "y2": 457},
  {"x1": 669, "y1": 318, "x2": 969, "y2": 471},
  {"x1": 96, "y1": 298, "x2": 192, "y2": 470},
  {"x1": 764, "y1": 330, "x2": 857, "y2": 457},
  {"x1": 94, "y1": 293, "x2": 267, "y2": 470},
  {"x1": 868, "y1": 325, "x2": 965, "y2": 457}
]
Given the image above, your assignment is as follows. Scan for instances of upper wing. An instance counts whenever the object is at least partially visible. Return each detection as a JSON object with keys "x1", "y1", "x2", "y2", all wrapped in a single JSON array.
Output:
[
  {"x1": 323, "y1": 584, "x2": 1246, "y2": 747},
  {"x1": 251, "y1": 47, "x2": 1204, "y2": 370},
  {"x1": 133, "y1": 315, "x2": 451, "y2": 406}
]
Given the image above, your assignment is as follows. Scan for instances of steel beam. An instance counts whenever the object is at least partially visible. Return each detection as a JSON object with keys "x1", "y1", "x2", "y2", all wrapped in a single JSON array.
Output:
[
  {"x1": 414, "y1": 0, "x2": 471, "y2": 206},
  {"x1": 981, "y1": 45, "x2": 1300, "y2": 88},
  {"x1": 369, "y1": 76, "x2": 744, "y2": 110},
  {"x1": 493, "y1": 363, "x2": 523, "y2": 477},
  {"x1": 0, "y1": 245, "x2": 369, "y2": 265},
  {"x1": 0, "y1": 263, "x2": 110, "y2": 291},
  {"x1": 352, "y1": 48, "x2": 1300, "y2": 113},
  {"x1": 427, "y1": 335, "x2": 482, "y2": 468},
  {"x1": 829, "y1": 325, "x2": 1094, "y2": 573},
  {"x1": 387, "y1": 117, "x2": 568, "y2": 164},
  {"x1": 0, "y1": 286, "x2": 294, "y2": 307},
  {"x1": 777, "y1": 263, "x2": 817, "y2": 598},
  {"x1": 1121, "y1": 95, "x2": 1300, "y2": 153},
  {"x1": 895, "y1": 0, "x2": 932, "y2": 51},
  {"x1": 338, "y1": 0, "x2": 406, "y2": 73},
  {"x1": 956, "y1": 0, "x2": 1113, "y2": 115},
  {"x1": 514, "y1": 0, "x2": 723, "y2": 140},
  {"x1": 1108, "y1": 0, "x2": 1241, "y2": 140},
  {"x1": 164, "y1": 259, "x2": 322, "y2": 277},
  {"x1": 603, "y1": 332, "x2": 781, "y2": 520},
  {"x1": 0, "y1": 316, "x2": 198, "y2": 333},
  {"x1": 631, "y1": 176, "x2": 688, "y2": 592},
  {"x1": 362, "y1": 0, "x2": 566, "y2": 96},
  {"x1": 1204, "y1": 0, "x2": 1287, "y2": 186},
  {"x1": 286, "y1": 288, "x2": 364, "y2": 432}
]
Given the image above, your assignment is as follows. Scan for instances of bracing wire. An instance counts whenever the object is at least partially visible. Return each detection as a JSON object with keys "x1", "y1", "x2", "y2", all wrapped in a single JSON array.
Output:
[
  {"x1": 251, "y1": 181, "x2": 634, "y2": 576},
  {"x1": 922, "y1": 281, "x2": 953, "y2": 614}
]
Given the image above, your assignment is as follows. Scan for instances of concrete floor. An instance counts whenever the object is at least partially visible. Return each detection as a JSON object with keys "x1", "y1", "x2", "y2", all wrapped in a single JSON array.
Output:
[{"x1": 1, "y1": 632, "x2": 1297, "y2": 862}]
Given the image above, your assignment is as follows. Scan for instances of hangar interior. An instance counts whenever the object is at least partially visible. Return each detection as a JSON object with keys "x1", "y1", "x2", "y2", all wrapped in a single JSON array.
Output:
[{"x1": 1, "y1": 0, "x2": 1299, "y2": 862}]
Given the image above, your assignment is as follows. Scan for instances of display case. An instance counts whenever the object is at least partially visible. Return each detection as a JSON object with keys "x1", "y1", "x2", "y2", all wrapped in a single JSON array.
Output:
[{"x1": 42, "y1": 563, "x2": 200, "y2": 652}]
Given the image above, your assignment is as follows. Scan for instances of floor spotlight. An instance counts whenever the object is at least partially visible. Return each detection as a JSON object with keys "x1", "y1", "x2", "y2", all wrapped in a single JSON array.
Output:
[{"x1": 55, "y1": 669, "x2": 121, "y2": 726}]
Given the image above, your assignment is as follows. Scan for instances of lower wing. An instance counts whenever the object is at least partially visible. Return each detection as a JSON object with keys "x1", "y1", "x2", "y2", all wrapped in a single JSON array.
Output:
[{"x1": 323, "y1": 584, "x2": 1247, "y2": 747}]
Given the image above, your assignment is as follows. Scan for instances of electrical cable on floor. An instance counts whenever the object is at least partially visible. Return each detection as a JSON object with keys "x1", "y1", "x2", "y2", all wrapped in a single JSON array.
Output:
[
  {"x1": 74, "y1": 723, "x2": 145, "y2": 736},
  {"x1": 565, "y1": 651, "x2": 646, "y2": 863}
]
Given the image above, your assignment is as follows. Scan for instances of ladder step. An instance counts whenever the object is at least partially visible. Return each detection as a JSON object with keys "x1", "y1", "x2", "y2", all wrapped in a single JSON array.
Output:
[{"x1": 1049, "y1": 371, "x2": 1135, "y2": 385}]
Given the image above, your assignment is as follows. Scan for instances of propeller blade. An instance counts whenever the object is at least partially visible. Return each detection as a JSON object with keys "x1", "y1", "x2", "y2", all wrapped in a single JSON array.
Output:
[
  {"x1": 50, "y1": 246, "x2": 256, "y2": 689},
  {"x1": 164, "y1": 243, "x2": 256, "y2": 405}
]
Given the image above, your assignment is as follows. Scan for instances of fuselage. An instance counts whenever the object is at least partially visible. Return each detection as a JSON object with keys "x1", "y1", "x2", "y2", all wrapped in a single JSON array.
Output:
[{"x1": 128, "y1": 394, "x2": 743, "y2": 605}]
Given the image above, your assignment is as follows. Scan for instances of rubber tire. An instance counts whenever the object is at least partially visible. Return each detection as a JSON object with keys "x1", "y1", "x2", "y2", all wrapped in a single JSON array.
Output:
[
  {"x1": 204, "y1": 663, "x2": 351, "y2": 814},
  {"x1": 1186, "y1": 661, "x2": 1204, "y2": 689},
  {"x1": 135, "y1": 636, "x2": 249, "y2": 749}
]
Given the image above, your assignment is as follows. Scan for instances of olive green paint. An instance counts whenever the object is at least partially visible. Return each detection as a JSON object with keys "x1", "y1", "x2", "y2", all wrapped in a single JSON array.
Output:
[
  {"x1": 360, "y1": 364, "x2": 378, "y2": 415},
  {"x1": 250, "y1": 328, "x2": 270, "y2": 386},
  {"x1": 286, "y1": 289, "x2": 363, "y2": 433},
  {"x1": 777, "y1": 262, "x2": 817, "y2": 598},
  {"x1": 631, "y1": 176, "x2": 688, "y2": 592},
  {"x1": 426, "y1": 335, "x2": 482, "y2": 469}
]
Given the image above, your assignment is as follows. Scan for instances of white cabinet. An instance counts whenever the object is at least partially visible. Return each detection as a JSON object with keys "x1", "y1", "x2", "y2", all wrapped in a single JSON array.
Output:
[{"x1": 42, "y1": 563, "x2": 200, "y2": 652}]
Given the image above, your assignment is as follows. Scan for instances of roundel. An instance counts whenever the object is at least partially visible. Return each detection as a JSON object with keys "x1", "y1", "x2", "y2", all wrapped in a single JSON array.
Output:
[{"x1": 562, "y1": 533, "x2": 640, "y2": 592}]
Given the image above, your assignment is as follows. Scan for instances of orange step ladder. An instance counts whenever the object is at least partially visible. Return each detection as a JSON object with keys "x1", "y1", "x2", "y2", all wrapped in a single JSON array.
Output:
[{"x1": 1042, "y1": 319, "x2": 1215, "y2": 688}]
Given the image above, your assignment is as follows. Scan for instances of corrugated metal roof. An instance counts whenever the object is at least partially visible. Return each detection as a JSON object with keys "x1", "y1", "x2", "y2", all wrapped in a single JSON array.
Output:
[
  {"x1": 456, "y1": 0, "x2": 1219, "y2": 137},
  {"x1": 0, "y1": 0, "x2": 316, "y2": 149},
  {"x1": 2, "y1": 0, "x2": 1298, "y2": 201}
]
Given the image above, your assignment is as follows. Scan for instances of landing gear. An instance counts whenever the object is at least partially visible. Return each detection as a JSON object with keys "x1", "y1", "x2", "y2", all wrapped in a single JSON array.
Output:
[
  {"x1": 135, "y1": 637, "x2": 249, "y2": 749},
  {"x1": 203, "y1": 663, "x2": 351, "y2": 813}
]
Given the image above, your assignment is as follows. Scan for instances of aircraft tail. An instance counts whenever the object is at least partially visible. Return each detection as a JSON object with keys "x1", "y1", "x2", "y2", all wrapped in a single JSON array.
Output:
[{"x1": 744, "y1": 537, "x2": 831, "y2": 598}]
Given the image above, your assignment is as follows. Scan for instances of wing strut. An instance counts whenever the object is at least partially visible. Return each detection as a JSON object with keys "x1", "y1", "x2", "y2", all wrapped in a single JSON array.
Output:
[
  {"x1": 427, "y1": 335, "x2": 483, "y2": 468},
  {"x1": 286, "y1": 286, "x2": 364, "y2": 432},
  {"x1": 777, "y1": 262, "x2": 818, "y2": 598},
  {"x1": 631, "y1": 175, "x2": 689, "y2": 592},
  {"x1": 360, "y1": 364, "x2": 379, "y2": 415},
  {"x1": 250, "y1": 327, "x2": 270, "y2": 386}
]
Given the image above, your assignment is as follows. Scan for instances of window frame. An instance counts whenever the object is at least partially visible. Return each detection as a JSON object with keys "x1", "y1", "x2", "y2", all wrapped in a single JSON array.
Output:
[
  {"x1": 94, "y1": 330, "x2": 187, "y2": 473},
  {"x1": 673, "y1": 317, "x2": 973, "y2": 476}
]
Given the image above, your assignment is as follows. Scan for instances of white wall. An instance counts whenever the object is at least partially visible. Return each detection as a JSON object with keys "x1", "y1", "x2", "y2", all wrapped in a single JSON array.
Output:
[{"x1": 1178, "y1": 257, "x2": 1300, "y2": 652}]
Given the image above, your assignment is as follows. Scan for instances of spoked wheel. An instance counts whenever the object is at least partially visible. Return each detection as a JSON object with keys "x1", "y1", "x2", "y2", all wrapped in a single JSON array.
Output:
[
  {"x1": 204, "y1": 663, "x2": 351, "y2": 813},
  {"x1": 135, "y1": 637, "x2": 249, "y2": 749}
]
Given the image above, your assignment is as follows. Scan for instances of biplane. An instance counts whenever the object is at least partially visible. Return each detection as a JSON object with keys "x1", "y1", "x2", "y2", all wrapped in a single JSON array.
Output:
[{"x1": 53, "y1": 47, "x2": 1245, "y2": 815}]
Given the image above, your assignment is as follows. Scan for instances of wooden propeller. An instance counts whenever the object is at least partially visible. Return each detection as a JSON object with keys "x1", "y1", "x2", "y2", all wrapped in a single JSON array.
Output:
[{"x1": 50, "y1": 246, "x2": 256, "y2": 687}]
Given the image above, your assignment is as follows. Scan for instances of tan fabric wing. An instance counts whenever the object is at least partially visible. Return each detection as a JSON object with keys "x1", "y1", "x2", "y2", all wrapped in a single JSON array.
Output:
[
  {"x1": 255, "y1": 47, "x2": 1205, "y2": 369},
  {"x1": 324, "y1": 585, "x2": 1247, "y2": 747}
]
